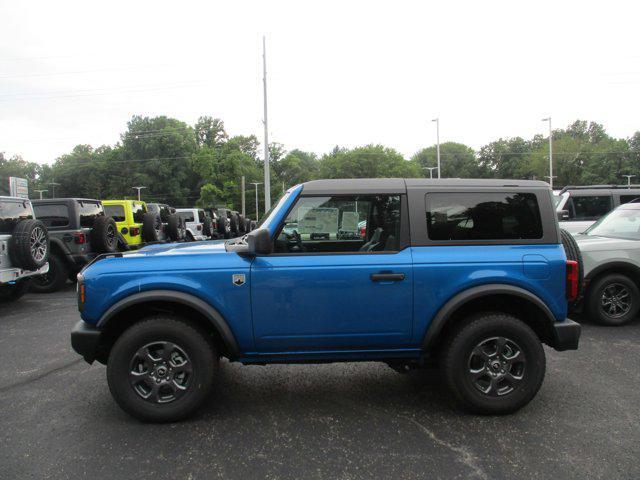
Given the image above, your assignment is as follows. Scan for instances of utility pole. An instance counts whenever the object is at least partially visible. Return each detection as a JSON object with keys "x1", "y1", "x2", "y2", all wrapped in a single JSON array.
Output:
[
  {"x1": 262, "y1": 35, "x2": 271, "y2": 213},
  {"x1": 622, "y1": 174, "x2": 636, "y2": 188},
  {"x1": 132, "y1": 186, "x2": 146, "y2": 201},
  {"x1": 431, "y1": 118, "x2": 441, "y2": 178},
  {"x1": 34, "y1": 189, "x2": 48, "y2": 199},
  {"x1": 424, "y1": 167, "x2": 438, "y2": 179},
  {"x1": 48, "y1": 182, "x2": 60, "y2": 198},
  {"x1": 241, "y1": 176, "x2": 246, "y2": 216},
  {"x1": 250, "y1": 182, "x2": 262, "y2": 221},
  {"x1": 542, "y1": 117, "x2": 553, "y2": 188}
]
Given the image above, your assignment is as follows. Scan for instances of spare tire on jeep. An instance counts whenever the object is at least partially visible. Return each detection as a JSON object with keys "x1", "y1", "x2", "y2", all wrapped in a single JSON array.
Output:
[
  {"x1": 142, "y1": 212, "x2": 161, "y2": 242},
  {"x1": 90, "y1": 216, "x2": 118, "y2": 253},
  {"x1": 202, "y1": 216, "x2": 213, "y2": 238},
  {"x1": 167, "y1": 214, "x2": 185, "y2": 241},
  {"x1": 9, "y1": 219, "x2": 49, "y2": 270}
]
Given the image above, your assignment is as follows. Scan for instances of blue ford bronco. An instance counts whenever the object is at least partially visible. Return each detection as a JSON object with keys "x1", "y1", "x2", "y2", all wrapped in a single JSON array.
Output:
[{"x1": 71, "y1": 179, "x2": 581, "y2": 422}]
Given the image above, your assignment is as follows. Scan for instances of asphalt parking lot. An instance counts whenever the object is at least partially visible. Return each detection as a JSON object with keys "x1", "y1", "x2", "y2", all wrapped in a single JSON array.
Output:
[{"x1": 1, "y1": 286, "x2": 639, "y2": 480}]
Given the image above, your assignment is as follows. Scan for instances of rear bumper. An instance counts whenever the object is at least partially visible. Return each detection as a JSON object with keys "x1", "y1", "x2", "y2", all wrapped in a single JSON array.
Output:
[
  {"x1": 0, "y1": 263, "x2": 49, "y2": 285},
  {"x1": 550, "y1": 318, "x2": 581, "y2": 351},
  {"x1": 71, "y1": 320, "x2": 101, "y2": 363}
]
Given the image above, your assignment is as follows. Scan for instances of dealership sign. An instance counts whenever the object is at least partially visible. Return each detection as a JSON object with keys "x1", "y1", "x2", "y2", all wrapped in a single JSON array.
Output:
[{"x1": 9, "y1": 177, "x2": 29, "y2": 199}]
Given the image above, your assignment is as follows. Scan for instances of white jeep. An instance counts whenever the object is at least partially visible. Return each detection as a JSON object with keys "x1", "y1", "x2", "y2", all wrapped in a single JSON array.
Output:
[{"x1": 0, "y1": 196, "x2": 50, "y2": 303}]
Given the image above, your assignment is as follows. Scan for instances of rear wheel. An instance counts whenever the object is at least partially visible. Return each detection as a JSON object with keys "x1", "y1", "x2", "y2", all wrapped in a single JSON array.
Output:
[
  {"x1": 440, "y1": 312, "x2": 546, "y2": 414},
  {"x1": 30, "y1": 253, "x2": 68, "y2": 293},
  {"x1": 0, "y1": 279, "x2": 31, "y2": 303},
  {"x1": 587, "y1": 273, "x2": 640, "y2": 326},
  {"x1": 142, "y1": 213, "x2": 161, "y2": 243},
  {"x1": 91, "y1": 216, "x2": 118, "y2": 253},
  {"x1": 107, "y1": 316, "x2": 217, "y2": 422},
  {"x1": 9, "y1": 219, "x2": 49, "y2": 270}
]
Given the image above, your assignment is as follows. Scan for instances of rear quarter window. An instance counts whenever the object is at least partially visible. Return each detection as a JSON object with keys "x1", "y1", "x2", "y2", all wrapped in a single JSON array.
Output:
[
  {"x1": 78, "y1": 201, "x2": 104, "y2": 228},
  {"x1": 0, "y1": 200, "x2": 34, "y2": 233},
  {"x1": 178, "y1": 211, "x2": 194, "y2": 223},
  {"x1": 33, "y1": 203, "x2": 70, "y2": 228},
  {"x1": 104, "y1": 205, "x2": 126, "y2": 222},
  {"x1": 426, "y1": 192, "x2": 543, "y2": 241}
]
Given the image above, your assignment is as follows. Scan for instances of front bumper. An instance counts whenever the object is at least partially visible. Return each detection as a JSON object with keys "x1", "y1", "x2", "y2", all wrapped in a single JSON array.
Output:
[
  {"x1": 550, "y1": 318, "x2": 581, "y2": 351},
  {"x1": 71, "y1": 320, "x2": 102, "y2": 363},
  {"x1": 0, "y1": 263, "x2": 49, "y2": 285}
]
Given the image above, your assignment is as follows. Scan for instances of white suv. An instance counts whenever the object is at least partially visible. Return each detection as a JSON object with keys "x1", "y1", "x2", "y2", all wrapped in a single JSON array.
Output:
[
  {"x1": 0, "y1": 196, "x2": 50, "y2": 302},
  {"x1": 175, "y1": 208, "x2": 208, "y2": 241}
]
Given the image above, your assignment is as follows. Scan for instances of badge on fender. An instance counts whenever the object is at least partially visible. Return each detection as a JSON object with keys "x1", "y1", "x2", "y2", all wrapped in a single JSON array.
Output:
[{"x1": 232, "y1": 274, "x2": 245, "y2": 286}]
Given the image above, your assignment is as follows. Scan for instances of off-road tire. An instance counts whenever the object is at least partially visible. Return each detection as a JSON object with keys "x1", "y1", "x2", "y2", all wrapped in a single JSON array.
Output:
[
  {"x1": 440, "y1": 312, "x2": 546, "y2": 415},
  {"x1": 107, "y1": 316, "x2": 217, "y2": 422},
  {"x1": 9, "y1": 219, "x2": 49, "y2": 270},
  {"x1": 142, "y1": 213, "x2": 160, "y2": 242},
  {"x1": 0, "y1": 279, "x2": 31, "y2": 303},
  {"x1": 167, "y1": 214, "x2": 183, "y2": 241},
  {"x1": 587, "y1": 273, "x2": 640, "y2": 326},
  {"x1": 90, "y1": 216, "x2": 118, "y2": 253},
  {"x1": 202, "y1": 217, "x2": 213, "y2": 238},
  {"x1": 560, "y1": 228, "x2": 583, "y2": 308},
  {"x1": 216, "y1": 213, "x2": 227, "y2": 236},
  {"x1": 29, "y1": 253, "x2": 68, "y2": 293}
]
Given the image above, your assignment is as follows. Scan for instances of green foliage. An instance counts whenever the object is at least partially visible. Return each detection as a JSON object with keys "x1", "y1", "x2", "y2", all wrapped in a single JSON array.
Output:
[
  {"x1": 4, "y1": 117, "x2": 640, "y2": 207},
  {"x1": 319, "y1": 145, "x2": 421, "y2": 179}
]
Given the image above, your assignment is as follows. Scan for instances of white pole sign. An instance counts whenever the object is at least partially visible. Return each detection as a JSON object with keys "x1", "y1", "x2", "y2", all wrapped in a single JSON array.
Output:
[{"x1": 9, "y1": 177, "x2": 29, "y2": 199}]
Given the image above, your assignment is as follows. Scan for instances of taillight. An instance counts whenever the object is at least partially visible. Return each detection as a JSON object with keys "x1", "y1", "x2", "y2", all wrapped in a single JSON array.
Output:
[
  {"x1": 566, "y1": 260, "x2": 579, "y2": 301},
  {"x1": 73, "y1": 231, "x2": 86, "y2": 244},
  {"x1": 130, "y1": 227, "x2": 140, "y2": 236},
  {"x1": 360, "y1": 226, "x2": 366, "y2": 238}
]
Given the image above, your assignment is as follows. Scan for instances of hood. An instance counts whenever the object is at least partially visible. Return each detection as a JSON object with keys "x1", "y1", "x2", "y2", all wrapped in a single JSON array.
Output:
[
  {"x1": 574, "y1": 234, "x2": 640, "y2": 252},
  {"x1": 131, "y1": 239, "x2": 229, "y2": 257}
]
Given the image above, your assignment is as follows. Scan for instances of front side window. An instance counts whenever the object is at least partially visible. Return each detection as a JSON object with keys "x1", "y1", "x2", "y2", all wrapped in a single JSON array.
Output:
[
  {"x1": 426, "y1": 192, "x2": 543, "y2": 241},
  {"x1": 274, "y1": 195, "x2": 401, "y2": 254},
  {"x1": 104, "y1": 205, "x2": 125, "y2": 222},
  {"x1": 567, "y1": 195, "x2": 612, "y2": 221},
  {"x1": 78, "y1": 201, "x2": 104, "y2": 228},
  {"x1": 34, "y1": 204, "x2": 70, "y2": 228},
  {"x1": 0, "y1": 201, "x2": 34, "y2": 233}
]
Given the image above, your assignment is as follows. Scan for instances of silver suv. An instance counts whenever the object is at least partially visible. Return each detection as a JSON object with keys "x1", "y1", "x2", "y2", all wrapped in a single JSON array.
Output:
[{"x1": 0, "y1": 196, "x2": 50, "y2": 302}]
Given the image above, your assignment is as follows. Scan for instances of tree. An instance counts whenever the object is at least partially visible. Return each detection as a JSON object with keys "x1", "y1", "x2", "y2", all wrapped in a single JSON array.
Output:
[
  {"x1": 273, "y1": 149, "x2": 319, "y2": 187},
  {"x1": 195, "y1": 116, "x2": 228, "y2": 148},
  {"x1": 319, "y1": 145, "x2": 420, "y2": 179},
  {"x1": 412, "y1": 142, "x2": 484, "y2": 178}
]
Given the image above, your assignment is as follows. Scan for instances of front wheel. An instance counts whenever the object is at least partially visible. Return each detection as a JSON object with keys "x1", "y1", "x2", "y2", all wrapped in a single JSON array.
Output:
[
  {"x1": 107, "y1": 316, "x2": 217, "y2": 422},
  {"x1": 440, "y1": 312, "x2": 546, "y2": 414},
  {"x1": 29, "y1": 254, "x2": 68, "y2": 293},
  {"x1": 587, "y1": 273, "x2": 640, "y2": 326}
]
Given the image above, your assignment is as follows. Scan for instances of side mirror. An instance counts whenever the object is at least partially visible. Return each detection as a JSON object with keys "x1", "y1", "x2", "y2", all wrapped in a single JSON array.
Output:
[
  {"x1": 247, "y1": 228, "x2": 271, "y2": 255},
  {"x1": 557, "y1": 210, "x2": 570, "y2": 221}
]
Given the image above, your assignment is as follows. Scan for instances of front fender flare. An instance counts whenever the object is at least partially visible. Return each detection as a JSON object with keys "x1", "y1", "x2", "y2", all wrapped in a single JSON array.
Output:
[
  {"x1": 97, "y1": 290, "x2": 240, "y2": 357},
  {"x1": 421, "y1": 284, "x2": 557, "y2": 350}
]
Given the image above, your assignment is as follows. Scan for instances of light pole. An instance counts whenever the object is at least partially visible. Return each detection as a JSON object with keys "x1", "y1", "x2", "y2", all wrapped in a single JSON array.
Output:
[
  {"x1": 431, "y1": 118, "x2": 441, "y2": 178},
  {"x1": 424, "y1": 167, "x2": 438, "y2": 179},
  {"x1": 250, "y1": 182, "x2": 262, "y2": 221},
  {"x1": 48, "y1": 182, "x2": 60, "y2": 198},
  {"x1": 132, "y1": 186, "x2": 146, "y2": 201},
  {"x1": 622, "y1": 174, "x2": 636, "y2": 188},
  {"x1": 34, "y1": 189, "x2": 48, "y2": 199},
  {"x1": 262, "y1": 36, "x2": 271, "y2": 212},
  {"x1": 542, "y1": 117, "x2": 553, "y2": 188}
]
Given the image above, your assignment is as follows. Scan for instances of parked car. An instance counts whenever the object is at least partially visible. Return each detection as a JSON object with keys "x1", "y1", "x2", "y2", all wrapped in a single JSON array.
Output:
[
  {"x1": 555, "y1": 185, "x2": 640, "y2": 234},
  {"x1": 102, "y1": 200, "x2": 154, "y2": 249},
  {"x1": 574, "y1": 201, "x2": 640, "y2": 325},
  {"x1": 145, "y1": 203, "x2": 186, "y2": 242},
  {"x1": 175, "y1": 208, "x2": 208, "y2": 241},
  {"x1": 31, "y1": 198, "x2": 117, "y2": 293},
  {"x1": 71, "y1": 178, "x2": 580, "y2": 422},
  {"x1": 0, "y1": 196, "x2": 49, "y2": 302}
]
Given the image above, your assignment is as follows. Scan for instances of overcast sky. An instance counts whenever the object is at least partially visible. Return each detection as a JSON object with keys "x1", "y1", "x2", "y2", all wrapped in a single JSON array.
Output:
[{"x1": 1, "y1": 0, "x2": 639, "y2": 164}]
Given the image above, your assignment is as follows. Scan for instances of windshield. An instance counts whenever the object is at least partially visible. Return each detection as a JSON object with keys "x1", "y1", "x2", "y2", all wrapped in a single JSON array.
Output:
[
  {"x1": 585, "y1": 207, "x2": 640, "y2": 240},
  {"x1": 256, "y1": 190, "x2": 292, "y2": 231}
]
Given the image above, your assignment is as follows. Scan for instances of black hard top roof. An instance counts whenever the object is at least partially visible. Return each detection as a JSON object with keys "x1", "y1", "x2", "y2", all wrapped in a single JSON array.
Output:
[
  {"x1": 32, "y1": 198, "x2": 100, "y2": 204},
  {"x1": 300, "y1": 178, "x2": 550, "y2": 195}
]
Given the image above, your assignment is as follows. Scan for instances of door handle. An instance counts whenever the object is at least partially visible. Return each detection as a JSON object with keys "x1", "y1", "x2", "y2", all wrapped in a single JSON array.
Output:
[{"x1": 370, "y1": 273, "x2": 405, "y2": 282}]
